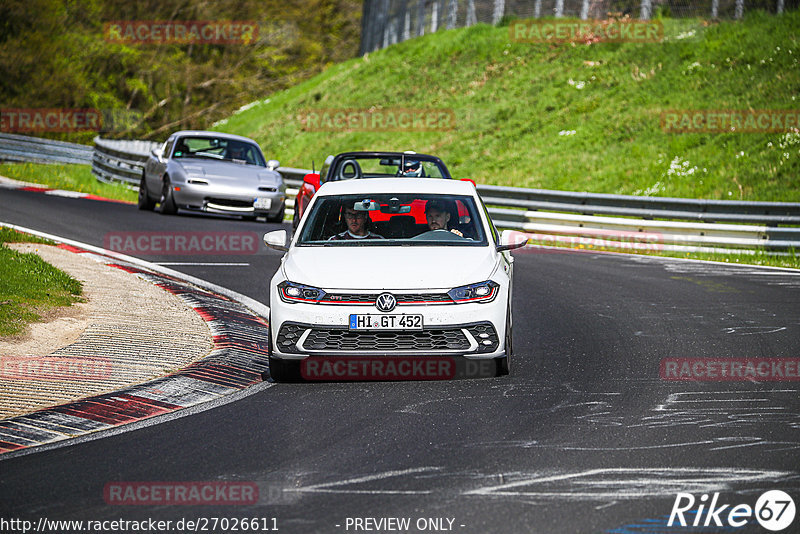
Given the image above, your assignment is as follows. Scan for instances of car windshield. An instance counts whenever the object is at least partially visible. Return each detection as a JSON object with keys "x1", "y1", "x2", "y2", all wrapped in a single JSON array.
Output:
[
  {"x1": 328, "y1": 155, "x2": 446, "y2": 180},
  {"x1": 297, "y1": 194, "x2": 487, "y2": 246},
  {"x1": 172, "y1": 136, "x2": 266, "y2": 167}
]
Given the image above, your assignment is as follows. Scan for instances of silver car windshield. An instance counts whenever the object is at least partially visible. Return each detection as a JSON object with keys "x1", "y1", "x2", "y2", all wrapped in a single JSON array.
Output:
[
  {"x1": 172, "y1": 137, "x2": 266, "y2": 167},
  {"x1": 297, "y1": 194, "x2": 487, "y2": 246}
]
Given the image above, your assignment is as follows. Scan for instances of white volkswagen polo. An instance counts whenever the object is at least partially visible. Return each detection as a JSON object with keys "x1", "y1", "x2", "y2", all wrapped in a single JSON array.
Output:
[{"x1": 263, "y1": 178, "x2": 526, "y2": 381}]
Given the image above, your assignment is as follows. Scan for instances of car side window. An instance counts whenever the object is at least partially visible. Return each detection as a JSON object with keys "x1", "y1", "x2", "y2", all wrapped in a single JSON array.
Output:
[
  {"x1": 244, "y1": 146, "x2": 258, "y2": 165},
  {"x1": 422, "y1": 162, "x2": 444, "y2": 178},
  {"x1": 162, "y1": 138, "x2": 176, "y2": 159},
  {"x1": 479, "y1": 197, "x2": 499, "y2": 244},
  {"x1": 174, "y1": 138, "x2": 193, "y2": 158}
]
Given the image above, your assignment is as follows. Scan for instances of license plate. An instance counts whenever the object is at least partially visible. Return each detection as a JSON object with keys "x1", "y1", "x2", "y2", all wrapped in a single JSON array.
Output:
[
  {"x1": 254, "y1": 197, "x2": 272, "y2": 210},
  {"x1": 349, "y1": 314, "x2": 423, "y2": 330}
]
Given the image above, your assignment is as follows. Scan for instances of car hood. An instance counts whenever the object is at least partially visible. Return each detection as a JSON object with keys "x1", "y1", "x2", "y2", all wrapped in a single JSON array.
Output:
[
  {"x1": 178, "y1": 160, "x2": 279, "y2": 185},
  {"x1": 282, "y1": 246, "x2": 498, "y2": 290}
]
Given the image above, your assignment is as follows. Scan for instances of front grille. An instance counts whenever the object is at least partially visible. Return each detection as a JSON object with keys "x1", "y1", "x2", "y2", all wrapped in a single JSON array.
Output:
[
  {"x1": 304, "y1": 328, "x2": 470, "y2": 351},
  {"x1": 276, "y1": 322, "x2": 484, "y2": 353},
  {"x1": 321, "y1": 292, "x2": 452, "y2": 305},
  {"x1": 205, "y1": 197, "x2": 253, "y2": 208}
]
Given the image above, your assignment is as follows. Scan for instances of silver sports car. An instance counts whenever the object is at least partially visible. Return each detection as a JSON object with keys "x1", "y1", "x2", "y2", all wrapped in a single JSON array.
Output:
[{"x1": 139, "y1": 130, "x2": 286, "y2": 222}]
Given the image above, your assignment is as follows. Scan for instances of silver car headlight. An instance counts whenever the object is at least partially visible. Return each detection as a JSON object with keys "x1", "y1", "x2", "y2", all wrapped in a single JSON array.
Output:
[
  {"x1": 447, "y1": 281, "x2": 500, "y2": 304},
  {"x1": 278, "y1": 281, "x2": 326, "y2": 303}
]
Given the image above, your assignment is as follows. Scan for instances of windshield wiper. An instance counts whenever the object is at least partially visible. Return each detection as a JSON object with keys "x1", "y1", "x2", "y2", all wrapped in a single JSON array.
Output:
[{"x1": 189, "y1": 152, "x2": 224, "y2": 160}]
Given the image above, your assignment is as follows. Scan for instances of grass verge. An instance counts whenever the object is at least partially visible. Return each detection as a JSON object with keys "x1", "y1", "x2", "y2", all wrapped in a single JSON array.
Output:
[
  {"x1": 659, "y1": 248, "x2": 800, "y2": 269},
  {"x1": 0, "y1": 162, "x2": 137, "y2": 203},
  {"x1": 0, "y1": 228, "x2": 83, "y2": 338},
  {"x1": 217, "y1": 11, "x2": 799, "y2": 201}
]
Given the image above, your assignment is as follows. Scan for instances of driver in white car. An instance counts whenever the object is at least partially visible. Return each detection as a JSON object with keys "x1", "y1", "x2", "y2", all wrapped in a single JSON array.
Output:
[{"x1": 425, "y1": 200, "x2": 463, "y2": 237}]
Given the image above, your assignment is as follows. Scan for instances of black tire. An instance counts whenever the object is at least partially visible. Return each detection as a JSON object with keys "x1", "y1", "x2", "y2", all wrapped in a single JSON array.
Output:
[
  {"x1": 267, "y1": 354, "x2": 292, "y2": 382},
  {"x1": 267, "y1": 203, "x2": 286, "y2": 224},
  {"x1": 496, "y1": 356, "x2": 510, "y2": 376},
  {"x1": 497, "y1": 309, "x2": 512, "y2": 376},
  {"x1": 260, "y1": 319, "x2": 274, "y2": 381},
  {"x1": 264, "y1": 321, "x2": 298, "y2": 382},
  {"x1": 137, "y1": 173, "x2": 156, "y2": 211},
  {"x1": 160, "y1": 176, "x2": 177, "y2": 215}
]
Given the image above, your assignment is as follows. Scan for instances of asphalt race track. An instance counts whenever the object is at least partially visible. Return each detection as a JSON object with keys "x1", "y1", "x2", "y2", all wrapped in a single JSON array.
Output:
[{"x1": 1, "y1": 188, "x2": 799, "y2": 534}]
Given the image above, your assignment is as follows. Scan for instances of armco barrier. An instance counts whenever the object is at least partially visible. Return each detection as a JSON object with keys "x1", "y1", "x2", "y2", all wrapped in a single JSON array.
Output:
[
  {"x1": 4, "y1": 133, "x2": 798, "y2": 254},
  {"x1": 281, "y1": 169, "x2": 800, "y2": 254},
  {"x1": 0, "y1": 133, "x2": 93, "y2": 165},
  {"x1": 478, "y1": 184, "x2": 800, "y2": 225},
  {"x1": 92, "y1": 137, "x2": 160, "y2": 186}
]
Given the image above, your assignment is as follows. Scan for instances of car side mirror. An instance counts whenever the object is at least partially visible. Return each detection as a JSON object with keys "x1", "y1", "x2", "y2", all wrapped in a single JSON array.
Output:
[
  {"x1": 264, "y1": 230, "x2": 288, "y2": 252},
  {"x1": 496, "y1": 230, "x2": 528, "y2": 252},
  {"x1": 152, "y1": 148, "x2": 164, "y2": 163},
  {"x1": 303, "y1": 173, "x2": 321, "y2": 191},
  {"x1": 266, "y1": 159, "x2": 280, "y2": 171}
]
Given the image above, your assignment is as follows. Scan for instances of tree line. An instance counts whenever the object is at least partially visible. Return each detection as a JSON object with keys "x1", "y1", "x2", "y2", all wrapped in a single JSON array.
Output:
[{"x1": 0, "y1": 0, "x2": 361, "y2": 143}]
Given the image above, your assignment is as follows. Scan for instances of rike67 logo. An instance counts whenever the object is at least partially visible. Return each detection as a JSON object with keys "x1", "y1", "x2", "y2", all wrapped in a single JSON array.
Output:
[{"x1": 669, "y1": 490, "x2": 795, "y2": 531}]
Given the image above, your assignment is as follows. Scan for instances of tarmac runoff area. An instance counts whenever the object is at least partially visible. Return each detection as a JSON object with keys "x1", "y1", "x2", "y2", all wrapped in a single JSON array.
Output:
[{"x1": 0, "y1": 238, "x2": 270, "y2": 455}]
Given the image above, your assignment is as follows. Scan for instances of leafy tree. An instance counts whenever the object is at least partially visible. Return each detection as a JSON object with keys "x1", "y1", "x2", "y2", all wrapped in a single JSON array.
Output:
[{"x1": 0, "y1": 0, "x2": 362, "y2": 142}]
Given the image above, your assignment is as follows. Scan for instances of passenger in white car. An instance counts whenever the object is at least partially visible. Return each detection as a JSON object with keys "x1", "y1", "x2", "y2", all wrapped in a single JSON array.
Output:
[{"x1": 424, "y1": 200, "x2": 463, "y2": 237}]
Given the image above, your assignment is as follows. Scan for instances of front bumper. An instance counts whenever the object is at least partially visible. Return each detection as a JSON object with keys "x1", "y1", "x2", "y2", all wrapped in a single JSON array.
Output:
[
  {"x1": 173, "y1": 182, "x2": 285, "y2": 217},
  {"x1": 269, "y1": 289, "x2": 508, "y2": 361}
]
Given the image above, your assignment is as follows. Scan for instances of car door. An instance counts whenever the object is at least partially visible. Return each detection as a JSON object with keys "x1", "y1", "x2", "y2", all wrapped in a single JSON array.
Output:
[{"x1": 146, "y1": 137, "x2": 174, "y2": 195}]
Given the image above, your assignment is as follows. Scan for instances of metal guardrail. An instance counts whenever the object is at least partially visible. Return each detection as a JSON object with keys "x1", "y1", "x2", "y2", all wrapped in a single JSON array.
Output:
[
  {"x1": 5, "y1": 134, "x2": 797, "y2": 254},
  {"x1": 0, "y1": 133, "x2": 93, "y2": 165},
  {"x1": 280, "y1": 169, "x2": 800, "y2": 253},
  {"x1": 480, "y1": 185, "x2": 800, "y2": 252},
  {"x1": 91, "y1": 137, "x2": 160, "y2": 186},
  {"x1": 478, "y1": 185, "x2": 800, "y2": 225}
]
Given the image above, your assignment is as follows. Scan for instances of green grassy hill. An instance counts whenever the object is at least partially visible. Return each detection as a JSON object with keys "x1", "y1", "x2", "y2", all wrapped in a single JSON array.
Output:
[{"x1": 215, "y1": 12, "x2": 799, "y2": 201}]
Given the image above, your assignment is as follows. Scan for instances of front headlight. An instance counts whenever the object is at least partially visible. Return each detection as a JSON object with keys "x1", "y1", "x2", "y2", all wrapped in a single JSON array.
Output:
[
  {"x1": 278, "y1": 281, "x2": 326, "y2": 303},
  {"x1": 447, "y1": 281, "x2": 500, "y2": 304}
]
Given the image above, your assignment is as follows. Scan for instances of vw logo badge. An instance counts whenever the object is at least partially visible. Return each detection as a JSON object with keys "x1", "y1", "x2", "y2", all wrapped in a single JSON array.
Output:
[{"x1": 375, "y1": 293, "x2": 397, "y2": 312}]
